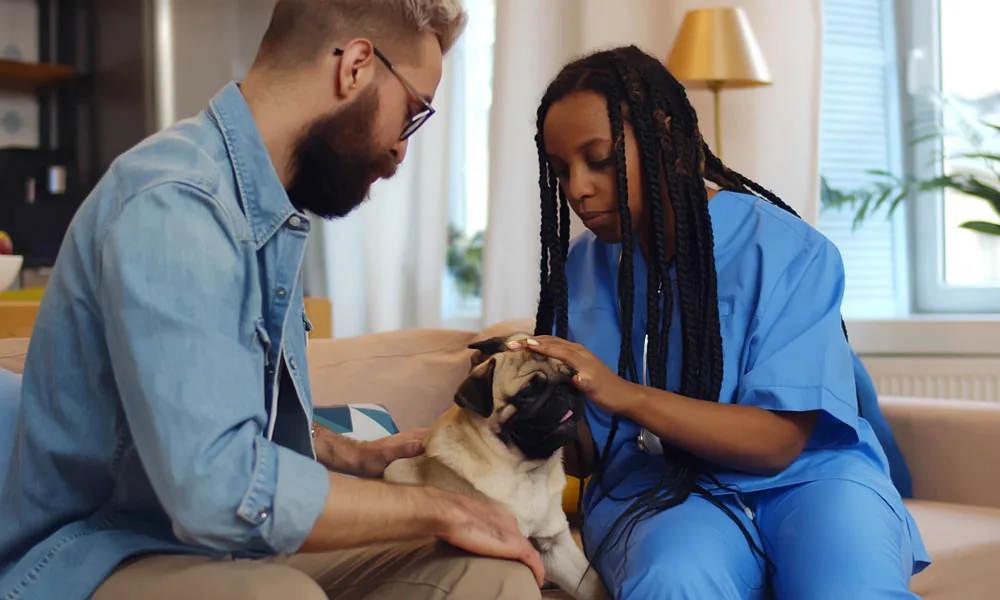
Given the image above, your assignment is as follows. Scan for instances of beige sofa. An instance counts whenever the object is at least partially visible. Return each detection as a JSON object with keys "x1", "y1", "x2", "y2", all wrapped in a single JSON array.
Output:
[{"x1": 3, "y1": 319, "x2": 1000, "y2": 598}]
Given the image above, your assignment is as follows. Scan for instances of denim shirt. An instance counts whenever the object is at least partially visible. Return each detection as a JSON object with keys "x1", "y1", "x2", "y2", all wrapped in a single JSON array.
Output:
[{"x1": 0, "y1": 82, "x2": 330, "y2": 600}]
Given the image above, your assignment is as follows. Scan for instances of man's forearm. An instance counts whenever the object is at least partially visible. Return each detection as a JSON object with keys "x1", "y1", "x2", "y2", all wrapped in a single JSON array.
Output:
[{"x1": 298, "y1": 472, "x2": 447, "y2": 551}]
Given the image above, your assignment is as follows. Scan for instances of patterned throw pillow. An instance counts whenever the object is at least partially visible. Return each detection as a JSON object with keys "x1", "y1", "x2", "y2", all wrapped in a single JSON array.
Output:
[{"x1": 313, "y1": 403, "x2": 400, "y2": 441}]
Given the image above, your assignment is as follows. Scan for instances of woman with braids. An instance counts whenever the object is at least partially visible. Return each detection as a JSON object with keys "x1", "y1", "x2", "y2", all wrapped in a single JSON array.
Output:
[{"x1": 507, "y1": 45, "x2": 930, "y2": 598}]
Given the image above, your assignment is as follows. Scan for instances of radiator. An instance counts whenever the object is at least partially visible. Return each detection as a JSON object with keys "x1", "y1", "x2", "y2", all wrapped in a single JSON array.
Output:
[{"x1": 861, "y1": 356, "x2": 1000, "y2": 402}]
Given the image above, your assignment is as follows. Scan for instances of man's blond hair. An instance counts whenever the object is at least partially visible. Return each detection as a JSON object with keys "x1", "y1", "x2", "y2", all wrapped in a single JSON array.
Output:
[{"x1": 257, "y1": 0, "x2": 468, "y2": 68}]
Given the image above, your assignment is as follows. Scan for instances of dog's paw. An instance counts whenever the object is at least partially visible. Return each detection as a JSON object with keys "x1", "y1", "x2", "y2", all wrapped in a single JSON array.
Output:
[{"x1": 575, "y1": 569, "x2": 612, "y2": 600}]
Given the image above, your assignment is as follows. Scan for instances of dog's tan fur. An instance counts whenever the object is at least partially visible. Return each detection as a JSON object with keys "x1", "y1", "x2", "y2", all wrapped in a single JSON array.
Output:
[{"x1": 384, "y1": 335, "x2": 610, "y2": 600}]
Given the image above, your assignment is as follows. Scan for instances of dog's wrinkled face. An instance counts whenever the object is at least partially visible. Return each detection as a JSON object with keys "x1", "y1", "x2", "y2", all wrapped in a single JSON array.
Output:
[{"x1": 454, "y1": 334, "x2": 585, "y2": 460}]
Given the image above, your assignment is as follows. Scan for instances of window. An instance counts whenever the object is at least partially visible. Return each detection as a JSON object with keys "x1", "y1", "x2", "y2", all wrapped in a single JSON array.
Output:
[
  {"x1": 819, "y1": 0, "x2": 1000, "y2": 315},
  {"x1": 904, "y1": 0, "x2": 1000, "y2": 312},
  {"x1": 817, "y1": 0, "x2": 908, "y2": 318},
  {"x1": 441, "y1": 0, "x2": 495, "y2": 328}
]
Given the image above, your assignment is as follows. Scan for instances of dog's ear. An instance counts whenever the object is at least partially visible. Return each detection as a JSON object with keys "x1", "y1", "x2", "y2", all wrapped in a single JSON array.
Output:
[
  {"x1": 454, "y1": 358, "x2": 496, "y2": 418},
  {"x1": 468, "y1": 336, "x2": 507, "y2": 356},
  {"x1": 468, "y1": 336, "x2": 508, "y2": 368}
]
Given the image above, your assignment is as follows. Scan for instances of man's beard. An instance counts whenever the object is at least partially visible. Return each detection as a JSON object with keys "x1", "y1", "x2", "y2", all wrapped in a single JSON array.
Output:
[{"x1": 286, "y1": 86, "x2": 398, "y2": 219}]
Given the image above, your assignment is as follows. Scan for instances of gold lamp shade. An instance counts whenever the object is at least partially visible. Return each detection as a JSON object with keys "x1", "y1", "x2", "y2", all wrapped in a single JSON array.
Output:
[
  {"x1": 665, "y1": 7, "x2": 772, "y2": 158},
  {"x1": 667, "y1": 7, "x2": 772, "y2": 89}
]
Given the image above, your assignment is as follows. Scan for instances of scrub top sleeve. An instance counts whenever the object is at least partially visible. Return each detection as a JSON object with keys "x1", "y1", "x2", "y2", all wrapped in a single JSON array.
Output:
[{"x1": 738, "y1": 239, "x2": 860, "y2": 447}]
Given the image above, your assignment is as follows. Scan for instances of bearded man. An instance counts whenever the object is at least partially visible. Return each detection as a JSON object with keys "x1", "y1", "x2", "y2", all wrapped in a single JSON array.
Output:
[{"x1": 0, "y1": 2, "x2": 544, "y2": 599}]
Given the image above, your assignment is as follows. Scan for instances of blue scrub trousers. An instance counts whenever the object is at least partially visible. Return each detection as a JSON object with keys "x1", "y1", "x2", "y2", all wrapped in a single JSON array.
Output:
[{"x1": 584, "y1": 479, "x2": 919, "y2": 599}]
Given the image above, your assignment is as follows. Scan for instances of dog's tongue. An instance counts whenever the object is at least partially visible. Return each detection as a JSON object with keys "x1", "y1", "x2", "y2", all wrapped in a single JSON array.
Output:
[{"x1": 558, "y1": 409, "x2": 573, "y2": 424}]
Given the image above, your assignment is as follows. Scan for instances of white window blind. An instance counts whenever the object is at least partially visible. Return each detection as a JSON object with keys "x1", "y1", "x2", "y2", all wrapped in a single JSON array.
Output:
[{"x1": 817, "y1": 0, "x2": 907, "y2": 318}]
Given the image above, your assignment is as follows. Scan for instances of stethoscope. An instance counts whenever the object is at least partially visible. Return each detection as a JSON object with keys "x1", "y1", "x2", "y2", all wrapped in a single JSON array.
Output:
[
  {"x1": 615, "y1": 249, "x2": 756, "y2": 521},
  {"x1": 617, "y1": 249, "x2": 665, "y2": 456}
]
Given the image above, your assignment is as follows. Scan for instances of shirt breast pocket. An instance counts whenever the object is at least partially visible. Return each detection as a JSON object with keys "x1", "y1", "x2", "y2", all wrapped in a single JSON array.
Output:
[{"x1": 718, "y1": 295, "x2": 735, "y2": 326}]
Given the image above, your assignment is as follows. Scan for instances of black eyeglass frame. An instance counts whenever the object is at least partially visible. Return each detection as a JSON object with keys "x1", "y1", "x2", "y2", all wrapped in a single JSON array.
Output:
[{"x1": 333, "y1": 46, "x2": 435, "y2": 141}]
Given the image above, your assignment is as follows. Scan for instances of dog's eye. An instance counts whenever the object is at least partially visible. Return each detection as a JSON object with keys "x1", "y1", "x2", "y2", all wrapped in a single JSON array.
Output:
[{"x1": 525, "y1": 375, "x2": 547, "y2": 396}]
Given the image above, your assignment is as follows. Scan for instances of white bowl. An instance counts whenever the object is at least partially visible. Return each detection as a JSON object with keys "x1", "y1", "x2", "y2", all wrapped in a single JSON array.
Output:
[{"x1": 0, "y1": 255, "x2": 24, "y2": 291}]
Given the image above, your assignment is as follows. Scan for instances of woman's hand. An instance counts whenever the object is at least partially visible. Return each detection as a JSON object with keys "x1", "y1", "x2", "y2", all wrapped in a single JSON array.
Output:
[{"x1": 507, "y1": 335, "x2": 637, "y2": 415}]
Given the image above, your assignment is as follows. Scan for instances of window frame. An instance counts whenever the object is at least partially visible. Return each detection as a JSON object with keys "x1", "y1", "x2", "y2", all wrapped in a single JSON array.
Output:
[
  {"x1": 440, "y1": 0, "x2": 495, "y2": 329},
  {"x1": 900, "y1": 0, "x2": 1000, "y2": 313}
]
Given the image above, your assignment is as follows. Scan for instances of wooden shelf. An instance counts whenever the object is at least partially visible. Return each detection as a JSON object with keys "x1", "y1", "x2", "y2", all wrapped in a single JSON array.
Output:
[
  {"x1": 0, "y1": 297, "x2": 335, "y2": 341},
  {"x1": 0, "y1": 59, "x2": 76, "y2": 92}
]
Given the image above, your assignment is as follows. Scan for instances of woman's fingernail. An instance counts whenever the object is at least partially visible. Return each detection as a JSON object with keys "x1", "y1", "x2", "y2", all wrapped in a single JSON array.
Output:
[
  {"x1": 526, "y1": 338, "x2": 540, "y2": 347},
  {"x1": 507, "y1": 341, "x2": 523, "y2": 350}
]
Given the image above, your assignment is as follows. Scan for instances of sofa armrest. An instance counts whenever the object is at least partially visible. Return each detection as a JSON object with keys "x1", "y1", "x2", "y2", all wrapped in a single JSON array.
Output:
[{"x1": 881, "y1": 396, "x2": 1000, "y2": 509}]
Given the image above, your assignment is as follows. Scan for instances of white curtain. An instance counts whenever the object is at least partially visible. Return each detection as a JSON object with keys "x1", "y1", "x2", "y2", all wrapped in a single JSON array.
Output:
[
  {"x1": 480, "y1": 0, "x2": 824, "y2": 326},
  {"x1": 312, "y1": 58, "x2": 457, "y2": 338}
]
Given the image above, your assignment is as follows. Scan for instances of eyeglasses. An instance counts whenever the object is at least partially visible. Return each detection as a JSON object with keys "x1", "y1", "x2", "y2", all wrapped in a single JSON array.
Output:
[{"x1": 333, "y1": 46, "x2": 435, "y2": 141}]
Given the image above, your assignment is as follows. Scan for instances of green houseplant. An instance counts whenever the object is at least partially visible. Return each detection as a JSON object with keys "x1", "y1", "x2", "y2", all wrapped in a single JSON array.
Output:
[
  {"x1": 822, "y1": 94, "x2": 1000, "y2": 235},
  {"x1": 446, "y1": 224, "x2": 484, "y2": 298}
]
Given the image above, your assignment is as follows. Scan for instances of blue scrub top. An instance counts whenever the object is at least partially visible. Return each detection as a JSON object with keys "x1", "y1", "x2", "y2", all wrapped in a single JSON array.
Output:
[{"x1": 565, "y1": 190, "x2": 929, "y2": 568}]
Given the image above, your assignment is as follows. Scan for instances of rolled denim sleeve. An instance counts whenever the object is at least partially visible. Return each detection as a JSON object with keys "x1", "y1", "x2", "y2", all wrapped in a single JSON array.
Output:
[{"x1": 99, "y1": 181, "x2": 328, "y2": 554}]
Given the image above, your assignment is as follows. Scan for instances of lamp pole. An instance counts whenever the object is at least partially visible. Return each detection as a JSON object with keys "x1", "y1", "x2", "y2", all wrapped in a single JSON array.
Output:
[{"x1": 708, "y1": 80, "x2": 723, "y2": 161}]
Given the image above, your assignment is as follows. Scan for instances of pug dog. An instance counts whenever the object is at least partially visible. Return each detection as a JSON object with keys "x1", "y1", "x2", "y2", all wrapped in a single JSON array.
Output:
[{"x1": 383, "y1": 333, "x2": 610, "y2": 600}]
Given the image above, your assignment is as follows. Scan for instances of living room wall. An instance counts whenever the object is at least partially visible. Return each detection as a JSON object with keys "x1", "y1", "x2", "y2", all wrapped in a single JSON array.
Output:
[{"x1": 481, "y1": 0, "x2": 824, "y2": 325}]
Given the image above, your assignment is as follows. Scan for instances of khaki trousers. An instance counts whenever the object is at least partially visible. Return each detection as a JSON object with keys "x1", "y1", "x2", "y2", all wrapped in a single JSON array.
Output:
[{"x1": 91, "y1": 539, "x2": 542, "y2": 600}]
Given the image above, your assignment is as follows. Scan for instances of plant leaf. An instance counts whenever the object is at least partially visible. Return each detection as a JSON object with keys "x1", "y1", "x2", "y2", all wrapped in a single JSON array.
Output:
[
  {"x1": 951, "y1": 152, "x2": 1000, "y2": 163},
  {"x1": 889, "y1": 190, "x2": 908, "y2": 215},
  {"x1": 910, "y1": 132, "x2": 945, "y2": 146},
  {"x1": 854, "y1": 193, "x2": 873, "y2": 229},
  {"x1": 864, "y1": 169, "x2": 900, "y2": 180},
  {"x1": 942, "y1": 176, "x2": 1000, "y2": 214},
  {"x1": 872, "y1": 185, "x2": 894, "y2": 213},
  {"x1": 959, "y1": 221, "x2": 1000, "y2": 236}
]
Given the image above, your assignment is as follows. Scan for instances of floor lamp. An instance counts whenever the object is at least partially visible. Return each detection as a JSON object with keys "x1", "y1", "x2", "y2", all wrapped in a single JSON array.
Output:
[{"x1": 666, "y1": 7, "x2": 772, "y2": 161}]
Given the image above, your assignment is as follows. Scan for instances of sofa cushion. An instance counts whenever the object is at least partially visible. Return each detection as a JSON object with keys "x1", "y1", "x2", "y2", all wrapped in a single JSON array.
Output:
[
  {"x1": 307, "y1": 329, "x2": 480, "y2": 431},
  {"x1": 906, "y1": 499, "x2": 1000, "y2": 599},
  {"x1": 478, "y1": 318, "x2": 535, "y2": 340},
  {"x1": 883, "y1": 396, "x2": 1000, "y2": 508}
]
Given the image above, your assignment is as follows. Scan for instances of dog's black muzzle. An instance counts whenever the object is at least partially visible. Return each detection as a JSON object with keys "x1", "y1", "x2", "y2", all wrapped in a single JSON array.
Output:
[{"x1": 499, "y1": 376, "x2": 585, "y2": 460}]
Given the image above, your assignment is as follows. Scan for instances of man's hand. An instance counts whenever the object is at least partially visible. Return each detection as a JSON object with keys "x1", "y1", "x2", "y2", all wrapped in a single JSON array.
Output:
[
  {"x1": 314, "y1": 424, "x2": 428, "y2": 478},
  {"x1": 355, "y1": 428, "x2": 428, "y2": 478},
  {"x1": 435, "y1": 492, "x2": 546, "y2": 587},
  {"x1": 301, "y1": 473, "x2": 545, "y2": 587}
]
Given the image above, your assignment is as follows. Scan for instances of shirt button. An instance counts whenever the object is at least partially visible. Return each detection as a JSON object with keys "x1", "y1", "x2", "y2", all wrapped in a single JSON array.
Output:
[
  {"x1": 289, "y1": 215, "x2": 302, "y2": 228},
  {"x1": 257, "y1": 508, "x2": 270, "y2": 521},
  {"x1": 276, "y1": 288, "x2": 287, "y2": 299},
  {"x1": 289, "y1": 357, "x2": 297, "y2": 370}
]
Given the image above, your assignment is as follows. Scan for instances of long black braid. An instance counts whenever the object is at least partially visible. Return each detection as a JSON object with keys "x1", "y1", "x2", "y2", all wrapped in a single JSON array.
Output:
[{"x1": 531, "y1": 45, "x2": 857, "y2": 587}]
